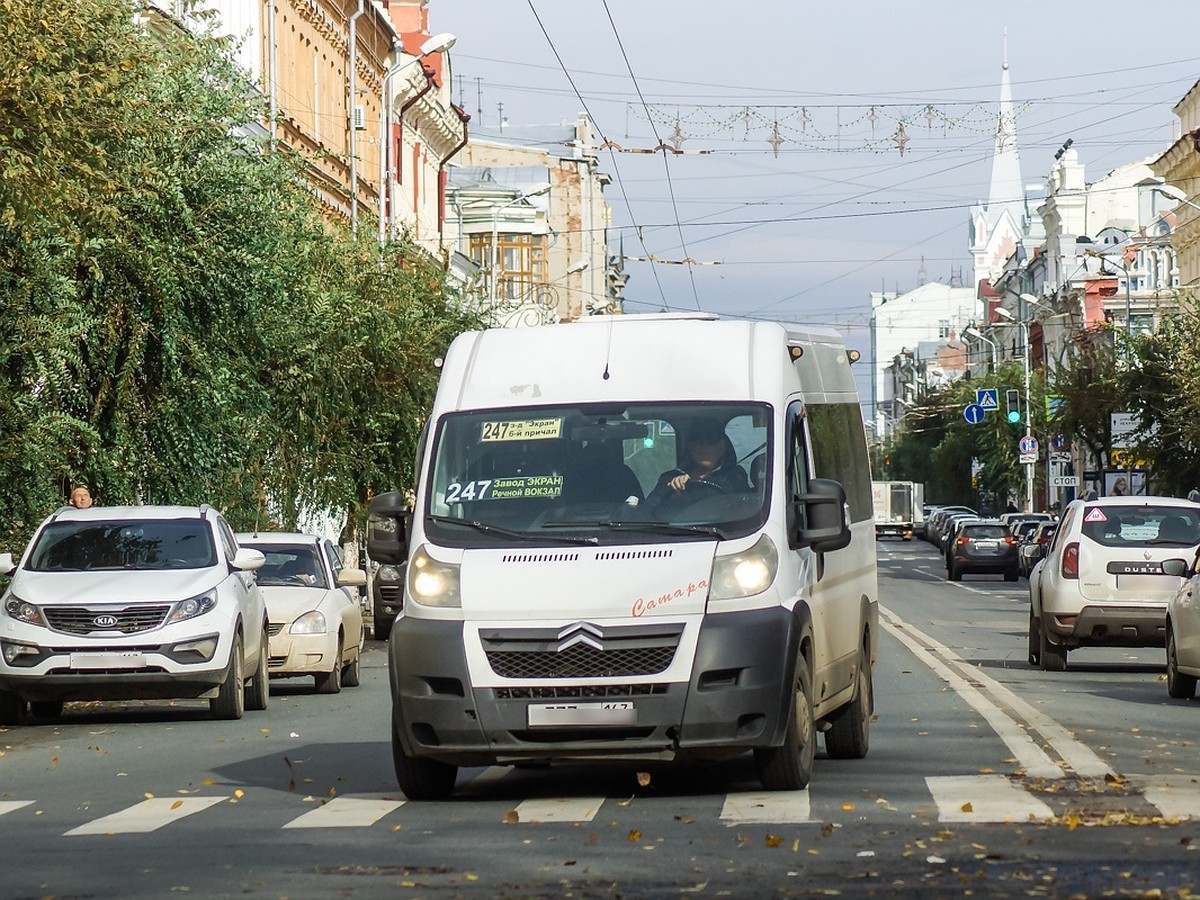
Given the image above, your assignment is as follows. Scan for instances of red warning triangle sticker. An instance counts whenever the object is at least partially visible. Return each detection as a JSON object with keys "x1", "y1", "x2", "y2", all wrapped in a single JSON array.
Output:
[{"x1": 1084, "y1": 508, "x2": 1108, "y2": 522}]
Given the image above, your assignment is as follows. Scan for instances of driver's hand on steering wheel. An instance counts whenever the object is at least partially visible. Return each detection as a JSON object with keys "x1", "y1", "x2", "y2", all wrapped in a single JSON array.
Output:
[{"x1": 668, "y1": 473, "x2": 691, "y2": 492}]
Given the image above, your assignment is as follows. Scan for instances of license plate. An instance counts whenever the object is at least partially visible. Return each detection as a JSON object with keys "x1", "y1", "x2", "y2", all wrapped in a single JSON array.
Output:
[
  {"x1": 527, "y1": 701, "x2": 637, "y2": 727},
  {"x1": 70, "y1": 651, "x2": 146, "y2": 670},
  {"x1": 1106, "y1": 561, "x2": 1164, "y2": 575},
  {"x1": 975, "y1": 541, "x2": 998, "y2": 550}
]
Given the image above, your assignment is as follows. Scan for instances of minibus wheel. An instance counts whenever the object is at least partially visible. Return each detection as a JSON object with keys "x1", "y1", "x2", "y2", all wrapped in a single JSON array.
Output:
[
  {"x1": 755, "y1": 664, "x2": 815, "y2": 791},
  {"x1": 825, "y1": 644, "x2": 871, "y2": 759},
  {"x1": 392, "y1": 717, "x2": 458, "y2": 800}
]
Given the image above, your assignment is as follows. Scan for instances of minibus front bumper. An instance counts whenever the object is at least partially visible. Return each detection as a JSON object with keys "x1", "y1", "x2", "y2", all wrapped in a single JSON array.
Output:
[{"x1": 388, "y1": 606, "x2": 801, "y2": 766}]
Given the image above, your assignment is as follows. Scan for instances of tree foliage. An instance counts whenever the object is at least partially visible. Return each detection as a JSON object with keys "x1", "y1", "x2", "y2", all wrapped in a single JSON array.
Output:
[{"x1": 0, "y1": 0, "x2": 477, "y2": 547}]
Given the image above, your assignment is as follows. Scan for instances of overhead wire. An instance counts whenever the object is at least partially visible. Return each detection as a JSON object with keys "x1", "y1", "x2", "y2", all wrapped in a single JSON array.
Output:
[{"x1": 523, "y1": 0, "x2": 670, "y2": 312}]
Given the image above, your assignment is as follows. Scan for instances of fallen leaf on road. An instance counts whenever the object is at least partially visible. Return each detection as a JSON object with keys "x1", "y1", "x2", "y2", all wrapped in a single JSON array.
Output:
[
  {"x1": 171, "y1": 800, "x2": 183, "y2": 810},
  {"x1": 637, "y1": 771, "x2": 651, "y2": 787},
  {"x1": 502, "y1": 809, "x2": 519, "y2": 824},
  {"x1": 765, "y1": 834, "x2": 783, "y2": 848},
  {"x1": 961, "y1": 802, "x2": 973, "y2": 813},
  {"x1": 628, "y1": 829, "x2": 641, "y2": 842}
]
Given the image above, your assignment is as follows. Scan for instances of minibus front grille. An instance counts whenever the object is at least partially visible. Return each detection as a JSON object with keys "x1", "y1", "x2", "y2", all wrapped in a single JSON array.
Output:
[
  {"x1": 481, "y1": 623, "x2": 684, "y2": 679},
  {"x1": 487, "y1": 645, "x2": 676, "y2": 678},
  {"x1": 495, "y1": 683, "x2": 669, "y2": 700}
]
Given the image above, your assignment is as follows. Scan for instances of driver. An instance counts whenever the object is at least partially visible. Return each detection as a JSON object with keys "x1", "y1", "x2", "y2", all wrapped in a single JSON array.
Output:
[{"x1": 647, "y1": 418, "x2": 749, "y2": 507}]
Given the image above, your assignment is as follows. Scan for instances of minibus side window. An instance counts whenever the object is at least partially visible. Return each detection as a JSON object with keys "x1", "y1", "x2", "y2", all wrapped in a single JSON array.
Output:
[{"x1": 786, "y1": 400, "x2": 811, "y2": 546}]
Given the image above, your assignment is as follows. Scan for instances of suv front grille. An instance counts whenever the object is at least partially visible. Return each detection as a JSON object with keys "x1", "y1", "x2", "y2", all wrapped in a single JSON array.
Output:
[{"x1": 45, "y1": 605, "x2": 172, "y2": 635}]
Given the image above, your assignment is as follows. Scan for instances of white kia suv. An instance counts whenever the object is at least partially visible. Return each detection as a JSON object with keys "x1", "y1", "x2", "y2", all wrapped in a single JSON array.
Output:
[{"x1": 0, "y1": 505, "x2": 270, "y2": 724}]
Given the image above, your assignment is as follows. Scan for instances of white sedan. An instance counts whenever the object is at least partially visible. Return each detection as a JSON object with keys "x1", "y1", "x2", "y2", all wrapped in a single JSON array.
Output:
[
  {"x1": 237, "y1": 533, "x2": 366, "y2": 694},
  {"x1": 1165, "y1": 551, "x2": 1200, "y2": 699}
]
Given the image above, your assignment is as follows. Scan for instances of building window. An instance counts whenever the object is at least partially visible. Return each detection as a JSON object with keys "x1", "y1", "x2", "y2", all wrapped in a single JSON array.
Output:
[
  {"x1": 469, "y1": 232, "x2": 547, "y2": 301},
  {"x1": 938, "y1": 319, "x2": 950, "y2": 339}
]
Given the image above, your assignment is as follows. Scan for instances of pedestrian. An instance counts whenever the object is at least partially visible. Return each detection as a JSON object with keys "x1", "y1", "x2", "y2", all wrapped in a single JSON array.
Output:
[{"x1": 69, "y1": 485, "x2": 93, "y2": 509}]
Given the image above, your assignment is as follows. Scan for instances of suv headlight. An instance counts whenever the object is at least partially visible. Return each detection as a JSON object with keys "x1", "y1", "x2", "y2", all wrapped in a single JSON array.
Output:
[
  {"x1": 167, "y1": 589, "x2": 218, "y2": 624},
  {"x1": 408, "y1": 545, "x2": 461, "y2": 608},
  {"x1": 290, "y1": 610, "x2": 328, "y2": 634},
  {"x1": 3, "y1": 594, "x2": 47, "y2": 628},
  {"x1": 709, "y1": 535, "x2": 779, "y2": 601}
]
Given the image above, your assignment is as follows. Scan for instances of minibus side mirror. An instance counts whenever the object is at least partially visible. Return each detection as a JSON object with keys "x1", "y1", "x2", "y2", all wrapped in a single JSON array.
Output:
[
  {"x1": 793, "y1": 478, "x2": 851, "y2": 553},
  {"x1": 367, "y1": 491, "x2": 411, "y2": 565}
]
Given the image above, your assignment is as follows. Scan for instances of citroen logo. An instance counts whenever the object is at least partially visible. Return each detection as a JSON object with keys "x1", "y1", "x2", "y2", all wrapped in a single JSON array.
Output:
[
  {"x1": 555, "y1": 622, "x2": 605, "y2": 653},
  {"x1": 93, "y1": 614, "x2": 119, "y2": 628}
]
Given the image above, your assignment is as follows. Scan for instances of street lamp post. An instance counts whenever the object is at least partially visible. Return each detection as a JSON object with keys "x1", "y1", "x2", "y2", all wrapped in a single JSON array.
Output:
[
  {"x1": 377, "y1": 33, "x2": 457, "y2": 244},
  {"x1": 963, "y1": 325, "x2": 998, "y2": 371},
  {"x1": 995, "y1": 306, "x2": 1033, "y2": 511}
]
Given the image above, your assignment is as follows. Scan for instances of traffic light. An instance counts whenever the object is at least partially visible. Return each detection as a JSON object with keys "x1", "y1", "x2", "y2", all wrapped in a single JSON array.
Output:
[{"x1": 1005, "y1": 389, "x2": 1021, "y2": 424}]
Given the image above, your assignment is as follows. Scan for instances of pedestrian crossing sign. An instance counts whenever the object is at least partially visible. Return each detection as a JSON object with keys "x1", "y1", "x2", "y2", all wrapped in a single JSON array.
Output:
[{"x1": 976, "y1": 388, "x2": 999, "y2": 410}]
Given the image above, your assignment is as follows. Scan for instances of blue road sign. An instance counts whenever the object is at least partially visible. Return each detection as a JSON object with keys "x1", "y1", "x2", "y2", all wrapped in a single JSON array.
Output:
[
  {"x1": 1019, "y1": 435, "x2": 1039, "y2": 455},
  {"x1": 976, "y1": 388, "x2": 999, "y2": 410},
  {"x1": 964, "y1": 404, "x2": 985, "y2": 425},
  {"x1": 1050, "y1": 432, "x2": 1068, "y2": 451}
]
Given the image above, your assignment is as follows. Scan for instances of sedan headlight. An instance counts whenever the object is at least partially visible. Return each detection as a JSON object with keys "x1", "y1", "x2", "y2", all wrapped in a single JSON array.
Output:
[
  {"x1": 167, "y1": 589, "x2": 218, "y2": 625},
  {"x1": 290, "y1": 610, "x2": 328, "y2": 635},
  {"x1": 3, "y1": 594, "x2": 47, "y2": 628},
  {"x1": 709, "y1": 535, "x2": 779, "y2": 601},
  {"x1": 408, "y1": 544, "x2": 461, "y2": 608}
]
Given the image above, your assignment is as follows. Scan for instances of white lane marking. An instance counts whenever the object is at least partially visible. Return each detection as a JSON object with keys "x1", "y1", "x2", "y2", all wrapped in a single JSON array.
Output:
[
  {"x1": 65, "y1": 797, "x2": 225, "y2": 836},
  {"x1": 719, "y1": 790, "x2": 810, "y2": 825},
  {"x1": 282, "y1": 796, "x2": 405, "y2": 829},
  {"x1": 880, "y1": 607, "x2": 1062, "y2": 779},
  {"x1": 927, "y1": 775, "x2": 1053, "y2": 823},
  {"x1": 0, "y1": 801, "x2": 34, "y2": 817},
  {"x1": 1132, "y1": 775, "x2": 1200, "y2": 819},
  {"x1": 881, "y1": 606, "x2": 1114, "y2": 779},
  {"x1": 513, "y1": 797, "x2": 604, "y2": 823}
]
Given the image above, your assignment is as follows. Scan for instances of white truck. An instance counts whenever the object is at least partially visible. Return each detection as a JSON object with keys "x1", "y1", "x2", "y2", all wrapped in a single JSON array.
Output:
[
  {"x1": 369, "y1": 314, "x2": 879, "y2": 799},
  {"x1": 872, "y1": 481, "x2": 924, "y2": 541}
]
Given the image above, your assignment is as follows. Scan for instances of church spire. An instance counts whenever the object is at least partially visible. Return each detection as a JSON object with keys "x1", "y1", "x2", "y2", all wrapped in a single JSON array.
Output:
[{"x1": 988, "y1": 29, "x2": 1024, "y2": 224}]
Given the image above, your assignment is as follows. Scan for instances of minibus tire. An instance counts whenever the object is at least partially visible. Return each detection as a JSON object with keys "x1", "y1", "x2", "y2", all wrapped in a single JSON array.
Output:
[
  {"x1": 755, "y1": 664, "x2": 815, "y2": 791},
  {"x1": 825, "y1": 646, "x2": 871, "y2": 759},
  {"x1": 392, "y1": 719, "x2": 457, "y2": 800}
]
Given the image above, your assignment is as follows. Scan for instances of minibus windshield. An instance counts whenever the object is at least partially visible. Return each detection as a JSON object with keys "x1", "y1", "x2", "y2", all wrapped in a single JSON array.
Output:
[{"x1": 425, "y1": 403, "x2": 772, "y2": 546}]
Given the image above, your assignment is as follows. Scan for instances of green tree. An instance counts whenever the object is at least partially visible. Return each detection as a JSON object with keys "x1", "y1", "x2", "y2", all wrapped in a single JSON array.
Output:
[{"x1": 0, "y1": 0, "x2": 476, "y2": 547}]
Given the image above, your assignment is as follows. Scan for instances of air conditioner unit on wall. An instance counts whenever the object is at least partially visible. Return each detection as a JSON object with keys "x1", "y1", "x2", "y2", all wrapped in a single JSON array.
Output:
[{"x1": 353, "y1": 105, "x2": 366, "y2": 131}]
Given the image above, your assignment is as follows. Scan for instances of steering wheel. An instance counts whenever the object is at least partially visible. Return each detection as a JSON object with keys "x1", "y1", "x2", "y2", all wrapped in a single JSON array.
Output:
[{"x1": 685, "y1": 477, "x2": 725, "y2": 494}]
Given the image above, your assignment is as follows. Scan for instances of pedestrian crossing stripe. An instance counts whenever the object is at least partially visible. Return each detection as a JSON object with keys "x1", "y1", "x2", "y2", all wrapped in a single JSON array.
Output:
[
  {"x1": 282, "y1": 796, "x2": 405, "y2": 829},
  {"x1": 65, "y1": 796, "x2": 225, "y2": 836},
  {"x1": 7, "y1": 774, "x2": 1200, "y2": 833}
]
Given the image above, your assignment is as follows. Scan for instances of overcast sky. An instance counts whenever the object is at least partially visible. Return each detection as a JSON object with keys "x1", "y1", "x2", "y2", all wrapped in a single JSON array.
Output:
[{"x1": 434, "y1": 1, "x2": 1200, "y2": 354}]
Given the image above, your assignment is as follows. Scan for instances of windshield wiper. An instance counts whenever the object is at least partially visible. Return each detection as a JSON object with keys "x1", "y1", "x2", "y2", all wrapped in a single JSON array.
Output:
[
  {"x1": 430, "y1": 515, "x2": 598, "y2": 545},
  {"x1": 541, "y1": 520, "x2": 726, "y2": 539}
]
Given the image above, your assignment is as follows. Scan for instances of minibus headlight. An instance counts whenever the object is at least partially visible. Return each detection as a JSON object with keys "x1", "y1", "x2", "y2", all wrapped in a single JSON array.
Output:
[
  {"x1": 709, "y1": 535, "x2": 779, "y2": 601},
  {"x1": 408, "y1": 545, "x2": 461, "y2": 608}
]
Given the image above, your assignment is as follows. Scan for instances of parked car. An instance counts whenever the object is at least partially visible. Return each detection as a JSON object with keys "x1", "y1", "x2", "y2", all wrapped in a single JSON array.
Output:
[
  {"x1": 1028, "y1": 496, "x2": 1200, "y2": 671},
  {"x1": 1165, "y1": 552, "x2": 1200, "y2": 699},
  {"x1": 946, "y1": 520, "x2": 1019, "y2": 582},
  {"x1": 933, "y1": 510, "x2": 979, "y2": 552},
  {"x1": 0, "y1": 505, "x2": 270, "y2": 724},
  {"x1": 1017, "y1": 522, "x2": 1057, "y2": 578},
  {"x1": 238, "y1": 532, "x2": 366, "y2": 694},
  {"x1": 941, "y1": 514, "x2": 982, "y2": 562},
  {"x1": 926, "y1": 506, "x2": 977, "y2": 546},
  {"x1": 371, "y1": 561, "x2": 404, "y2": 642}
]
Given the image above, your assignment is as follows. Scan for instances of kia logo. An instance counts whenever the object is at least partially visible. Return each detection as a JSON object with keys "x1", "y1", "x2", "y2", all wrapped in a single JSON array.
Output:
[{"x1": 93, "y1": 614, "x2": 119, "y2": 628}]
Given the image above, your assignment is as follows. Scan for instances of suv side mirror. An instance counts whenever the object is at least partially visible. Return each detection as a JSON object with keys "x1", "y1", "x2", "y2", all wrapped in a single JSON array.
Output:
[
  {"x1": 793, "y1": 478, "x2": 851, "y2": 553},
  {"x1": 367, "y1": 491, "x2": 411, "y2": 565}
]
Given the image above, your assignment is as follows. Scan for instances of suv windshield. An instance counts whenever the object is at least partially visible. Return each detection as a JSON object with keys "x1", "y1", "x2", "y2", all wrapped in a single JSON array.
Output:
[
  {"x1": 426, "y1": 403, "x2": 771, "y2": 546},
  {"x1": 1080, "y1": 505, "x2": 1200, "y2": 547},
  {"x1": 26, "y1": 519, "x2": 217, "y2": 571},
  {"x1": 243, "y1": 543, "x2": 328, "y2": 588}
]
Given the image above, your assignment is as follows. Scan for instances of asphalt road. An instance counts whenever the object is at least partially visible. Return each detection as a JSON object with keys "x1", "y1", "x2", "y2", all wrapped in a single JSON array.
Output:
[{"x1": 4, "y1": 540, "x2": 1200, "y2": 897}]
